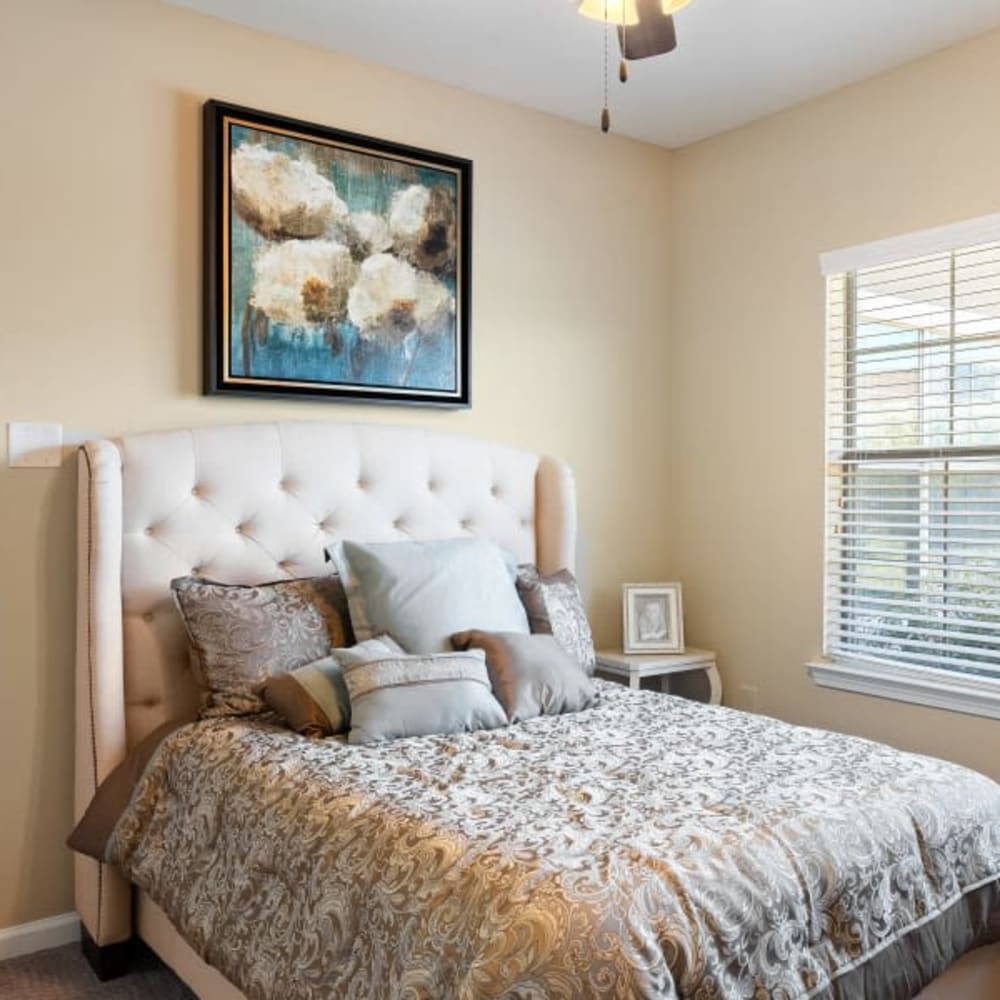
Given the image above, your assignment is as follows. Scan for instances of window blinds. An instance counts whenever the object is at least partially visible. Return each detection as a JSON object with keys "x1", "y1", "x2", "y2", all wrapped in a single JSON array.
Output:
[{"x1": 824, "y1": 233, "x2": 1000, "y2": 680}]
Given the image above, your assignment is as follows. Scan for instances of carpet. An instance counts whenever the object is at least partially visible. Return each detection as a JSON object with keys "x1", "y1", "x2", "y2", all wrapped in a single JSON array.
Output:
[{"x1": 0, "y1": 943, "x2": 196, "y2": 999}]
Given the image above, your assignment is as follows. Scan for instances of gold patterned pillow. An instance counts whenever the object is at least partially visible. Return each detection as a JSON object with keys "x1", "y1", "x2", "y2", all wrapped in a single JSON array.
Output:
[
  {"x1": 171, "y1": 575, "x2": 354, "y2": 718},
  {"x1": 515, "y1": 566, "x2": 596, "y2": 673}
]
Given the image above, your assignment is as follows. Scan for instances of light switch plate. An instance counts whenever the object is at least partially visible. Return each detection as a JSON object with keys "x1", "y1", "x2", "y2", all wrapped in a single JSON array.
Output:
[{"x1": 8, "y1": 422, "x2": 64, "y2": 468}]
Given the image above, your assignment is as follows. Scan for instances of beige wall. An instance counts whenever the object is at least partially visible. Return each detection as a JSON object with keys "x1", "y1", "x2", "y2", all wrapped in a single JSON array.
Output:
[
  {"x1": 0, "y1": 0, "x2": 672, "y2": 928},
  {"x1": 667, "y1": 30, "x2": 1000, "y2": 778}
]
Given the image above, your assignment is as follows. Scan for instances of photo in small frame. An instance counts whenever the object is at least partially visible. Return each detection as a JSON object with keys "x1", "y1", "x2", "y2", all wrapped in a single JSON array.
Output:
[{"x1": 622, "y1": 583, "x2": 684, "y2": 654}]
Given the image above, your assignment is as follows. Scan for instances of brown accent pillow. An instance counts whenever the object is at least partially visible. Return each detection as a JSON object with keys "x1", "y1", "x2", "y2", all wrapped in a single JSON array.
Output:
[
  {"x1": 171, "y1": 575, "x2": 354, "y2": 718},
  {"x1": 515, "y1": 566, "x2": 596, "y2": 673},
  {"x1": 258, "y1": 637, "x2": 403, "y2": 738},
  {"x1": 257, "y1": 661, "x2": 343, "y2": 739},
  {"x1": 451, "y1": 629, "x2": 597, "y2": 723}
]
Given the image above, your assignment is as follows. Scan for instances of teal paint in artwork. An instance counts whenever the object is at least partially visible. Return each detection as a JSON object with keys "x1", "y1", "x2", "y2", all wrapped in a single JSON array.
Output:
[{"x1": 228, "y1": 123, "x2": 459, "y2": 394}]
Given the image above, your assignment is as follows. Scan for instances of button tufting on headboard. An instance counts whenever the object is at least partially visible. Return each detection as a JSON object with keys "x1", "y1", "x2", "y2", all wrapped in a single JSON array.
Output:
[{"x1": 83, "y1": 420, "x2": 576, "y2": 753}]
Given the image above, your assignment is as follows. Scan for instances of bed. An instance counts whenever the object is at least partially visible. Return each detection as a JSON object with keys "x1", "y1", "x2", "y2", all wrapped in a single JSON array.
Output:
[{"x1": 72, "y1": 420, "x2": 1000, "y2": 999}]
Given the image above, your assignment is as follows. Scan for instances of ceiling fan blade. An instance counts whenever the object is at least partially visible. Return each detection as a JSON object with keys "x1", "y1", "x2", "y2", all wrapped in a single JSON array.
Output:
[{"x1": 617, "y1": 0, "x2": 677, "y2": 59}]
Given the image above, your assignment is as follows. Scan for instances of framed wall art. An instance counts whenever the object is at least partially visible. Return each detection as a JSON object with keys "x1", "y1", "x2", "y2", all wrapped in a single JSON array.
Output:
[
  {"x1": 204, "y1": 100, "x2": 471, "y2": 406},
  {"x1": 622, "y1": 582, "x2": 685, "y2": 654}
]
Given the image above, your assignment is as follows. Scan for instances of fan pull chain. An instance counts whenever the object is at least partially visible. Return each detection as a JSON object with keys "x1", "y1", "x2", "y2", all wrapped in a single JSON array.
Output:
[
  {"x1": 620, "y1": 18, "x2": 629, "y2": 82},
  {"x1": 601, "y1": 0, "x2": 610, "y2": 132}
]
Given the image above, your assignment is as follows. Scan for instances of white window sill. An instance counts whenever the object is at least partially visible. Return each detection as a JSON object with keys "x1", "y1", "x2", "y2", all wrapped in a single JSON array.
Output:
[{"x1": 806, "y1": 657, "x2": 1000, "y2": 721}]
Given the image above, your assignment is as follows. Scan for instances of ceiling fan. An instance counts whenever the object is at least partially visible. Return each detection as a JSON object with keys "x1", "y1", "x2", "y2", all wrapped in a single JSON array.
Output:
[{"x1": 576, "y1": 0, "x2": 696, "y2": 131}]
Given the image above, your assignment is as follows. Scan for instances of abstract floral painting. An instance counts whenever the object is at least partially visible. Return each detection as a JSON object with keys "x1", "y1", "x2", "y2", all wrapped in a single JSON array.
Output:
[{"x1": 204, "y1": 101, "x2": 471, "y2": 406}]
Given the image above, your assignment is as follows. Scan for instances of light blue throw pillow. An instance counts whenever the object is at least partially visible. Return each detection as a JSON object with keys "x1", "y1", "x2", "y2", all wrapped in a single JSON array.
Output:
[{"x1": 330, "y1": 537, "x2": 529, "y2": 653}]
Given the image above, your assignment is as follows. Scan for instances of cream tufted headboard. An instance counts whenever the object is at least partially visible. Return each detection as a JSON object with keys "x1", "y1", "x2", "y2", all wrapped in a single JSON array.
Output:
[{"x1": 74, "y1": 420, "x2": 576, "y2": 951}]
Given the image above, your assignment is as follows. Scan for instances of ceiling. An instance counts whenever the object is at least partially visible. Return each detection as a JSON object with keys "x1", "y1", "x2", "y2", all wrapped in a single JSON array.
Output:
[{"x1": 165, "y1": 0, "x2": 1000, "y2": 148}]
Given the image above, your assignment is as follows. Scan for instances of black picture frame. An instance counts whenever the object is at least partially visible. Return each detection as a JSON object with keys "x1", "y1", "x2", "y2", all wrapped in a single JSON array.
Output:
[{"x1": 204, "y1": 100, "x2": 472, "y2": 407}]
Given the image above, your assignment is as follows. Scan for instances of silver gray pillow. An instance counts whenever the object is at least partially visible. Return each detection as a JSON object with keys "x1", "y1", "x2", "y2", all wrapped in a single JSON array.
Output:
[
  {"x1": 341, "y1": 649, "x2": 507, "y2": 745},
  {"x1": 451, "y1": 629, "x2": 597, "y2": 723},
  {"x1": 330, "y1": 538, "x2": 529, "y2": 653}
]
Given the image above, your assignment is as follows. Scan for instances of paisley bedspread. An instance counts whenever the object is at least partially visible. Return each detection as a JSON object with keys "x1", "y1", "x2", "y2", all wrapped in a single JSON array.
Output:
[{"x1": 104, "y1": 682, "x2": 1000, "y2": 999}]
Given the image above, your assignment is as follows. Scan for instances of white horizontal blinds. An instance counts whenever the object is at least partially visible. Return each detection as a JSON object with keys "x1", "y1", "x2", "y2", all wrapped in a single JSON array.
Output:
[{"x1": 825, "y1": 240, "x2": 1000, "y2": 679}]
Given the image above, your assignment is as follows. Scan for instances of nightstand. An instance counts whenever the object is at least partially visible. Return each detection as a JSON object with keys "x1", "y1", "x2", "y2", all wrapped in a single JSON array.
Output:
[{"x1": 595, "y1": 648, "x2": 722, "y2": 705}]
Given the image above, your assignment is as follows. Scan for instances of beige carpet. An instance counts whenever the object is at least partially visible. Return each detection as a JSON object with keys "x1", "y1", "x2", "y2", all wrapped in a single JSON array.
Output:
[{"x1": 0, "y1": 943, "x2": 195, "y2": 999}]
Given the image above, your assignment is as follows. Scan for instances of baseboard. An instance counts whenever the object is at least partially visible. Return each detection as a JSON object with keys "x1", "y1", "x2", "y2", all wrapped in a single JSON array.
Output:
[{"x1": 0, "y1": 912, "x2": 81, "y2": 962}]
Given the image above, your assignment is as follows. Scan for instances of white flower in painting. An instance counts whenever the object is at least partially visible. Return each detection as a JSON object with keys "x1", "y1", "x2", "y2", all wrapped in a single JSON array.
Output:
[
  {"x1": 231, "y1": 145, "x2": 348, "y2": 239},
  {"x1": 389, "y1": 185, "x2": 431, "y2": 244},
  {"x1": 413, "y1": 270, "x2": 453, "y2": 330},
  {"x1": 347, "y1": 253, "x2": 454, "y2": 344},
  {"x1": 251, "y1": 239, "x2": 357, "y2": 327},
  {"x1": 389, "y1": 184, "x2": 456, "y2": 271},
  {"x1": 345, "y1": 211, "x2": 393, "y2": 258}
]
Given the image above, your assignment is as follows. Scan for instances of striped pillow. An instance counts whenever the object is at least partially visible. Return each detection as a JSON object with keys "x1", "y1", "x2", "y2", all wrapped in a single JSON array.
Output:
[
  {"x1": 341, "y1": 649, "x2": 507, "y2": 745},
  {"x1": 258, "y1": 636, "x2": 402, "y2": 737}
]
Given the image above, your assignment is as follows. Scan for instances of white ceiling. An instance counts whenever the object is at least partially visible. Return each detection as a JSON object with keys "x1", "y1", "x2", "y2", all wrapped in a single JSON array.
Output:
[{"x1": 165, "y1": 0, "x2": 1000, "y2": 148}]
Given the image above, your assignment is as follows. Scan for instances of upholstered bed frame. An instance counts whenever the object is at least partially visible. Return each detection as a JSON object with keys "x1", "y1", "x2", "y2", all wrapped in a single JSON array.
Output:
[
  {"x1": 74, "y1": 420, "x2": 576, "y2": 996},
  {"x1": 74, "y1": 420, "x2": 998, "y2": 999}
]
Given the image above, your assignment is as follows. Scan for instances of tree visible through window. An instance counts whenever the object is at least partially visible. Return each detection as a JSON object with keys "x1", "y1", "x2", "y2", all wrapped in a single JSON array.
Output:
[{"x1": 825, "y1": 242, "x2": 1000, "y2": 679}]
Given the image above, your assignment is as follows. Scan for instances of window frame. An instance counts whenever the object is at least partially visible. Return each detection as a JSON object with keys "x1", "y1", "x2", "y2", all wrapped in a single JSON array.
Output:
[{"x1": 808, "y1": 215, "x2": 1000, "y2": 720}]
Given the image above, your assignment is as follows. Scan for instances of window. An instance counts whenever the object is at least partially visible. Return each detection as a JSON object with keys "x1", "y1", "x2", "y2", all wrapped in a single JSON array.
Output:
[{"x1": 811, "y1": 215, "x2": 1000, "y2": 719}]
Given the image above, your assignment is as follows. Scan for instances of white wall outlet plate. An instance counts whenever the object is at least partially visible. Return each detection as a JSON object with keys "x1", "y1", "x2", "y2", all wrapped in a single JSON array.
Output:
[
  {"x1": 737, "y1": 684, "x2": 759, "y2": 712},
  {"x1": 8, "y1": 422, "x2": 64, "y2": 468}
]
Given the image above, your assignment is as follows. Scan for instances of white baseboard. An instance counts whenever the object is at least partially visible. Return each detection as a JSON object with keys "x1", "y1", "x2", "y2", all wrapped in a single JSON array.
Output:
[{"x1": 0, "y1": 912, "x2": 80, "y2": 962}]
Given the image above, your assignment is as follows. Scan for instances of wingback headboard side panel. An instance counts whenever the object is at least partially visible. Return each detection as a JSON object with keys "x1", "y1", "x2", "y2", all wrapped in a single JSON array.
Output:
[
  {"x1": 76, "y1": 419, "x2": 577, "y2": 946},
  {"x1": 74, "y1": 442, "x2": 132, "y2": 947},
  {"x1": 536, "y1": 455, "x2": 577, "y2": 576}
]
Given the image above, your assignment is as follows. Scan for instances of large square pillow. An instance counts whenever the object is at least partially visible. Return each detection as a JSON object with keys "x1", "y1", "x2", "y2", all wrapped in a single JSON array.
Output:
[
  {"x1": 516, "y1": 565, "x2": 596, "y2": 673},
  {"x1": 171, "y1": 575, "x2": 353, "y2": 718},
  {"x1": 257, "y1": 636, "x2": 403, "y2": 738},
  {"x1": 452, "y1": 629, "x2": 597, "y2": 722},
  {"x1": 329, "y1": 537, "x2": 529, "y2": 653},
  {"x1": 341, "y1": 648, "x2": 507, "y2": 745}
]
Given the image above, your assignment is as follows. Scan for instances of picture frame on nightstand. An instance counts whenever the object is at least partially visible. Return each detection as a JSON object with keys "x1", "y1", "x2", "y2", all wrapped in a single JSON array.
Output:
[{"x1": 623, "y1": 582, "x2": 684, "y2": 654}]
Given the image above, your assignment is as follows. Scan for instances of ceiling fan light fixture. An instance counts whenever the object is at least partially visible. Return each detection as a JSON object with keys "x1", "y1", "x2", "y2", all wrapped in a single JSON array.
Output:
[
  {"x1": 619, "y1": 2, "x2": 676, "y2": 60},
  {"x1": 578, "y1": 0, "x2": 694, "y2": 133},
  {"x1": 578, "y1": 0, "x2": 694, "y2": 24},
  {"x1": 577, "y1": 0, "x2": 640, "y2": 27}
]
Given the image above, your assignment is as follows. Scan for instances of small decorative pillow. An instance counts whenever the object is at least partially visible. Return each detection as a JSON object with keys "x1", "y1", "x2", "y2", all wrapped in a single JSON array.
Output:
[
  {"x1": 329, "y1": 537, "x2": 529, "y2": 653},
  {"x1": 515, "y1": 566, "x2": 596, "y2": 673},
  {"x1": 452, "y1": 629, "x2": 597, "y2": 722},
  {"x1": 341, "y1": 649, "x2": 507, "y2": 745},
  {"x1": 257, "y1": 636, "x2": 403, "y2": 738},
  {"x1": 171, "y1": 575, "x2": 353, "y2": 718}
]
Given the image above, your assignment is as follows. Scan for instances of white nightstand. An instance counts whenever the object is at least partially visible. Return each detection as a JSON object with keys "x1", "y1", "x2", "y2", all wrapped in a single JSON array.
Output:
[{"x1": 595, "y1": 648, "x2": 722, "y2": 705}]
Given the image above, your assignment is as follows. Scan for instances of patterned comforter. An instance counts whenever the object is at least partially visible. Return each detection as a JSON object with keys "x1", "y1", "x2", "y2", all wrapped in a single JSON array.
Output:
[{"x1": 103, "y1": 683, "x2": 1000, "y2": 999}]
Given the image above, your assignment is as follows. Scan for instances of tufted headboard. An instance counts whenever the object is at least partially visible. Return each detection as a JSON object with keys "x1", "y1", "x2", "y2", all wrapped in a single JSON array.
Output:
[{"x1": 74, "y1": 420, "x2": 576, "y2": 949}]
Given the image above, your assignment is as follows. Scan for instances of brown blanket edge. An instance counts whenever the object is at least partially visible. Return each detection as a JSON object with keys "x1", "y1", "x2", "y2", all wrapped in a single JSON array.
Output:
[{"x1": 67, "y1": 717, "x2": 194, "y2": 860}]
